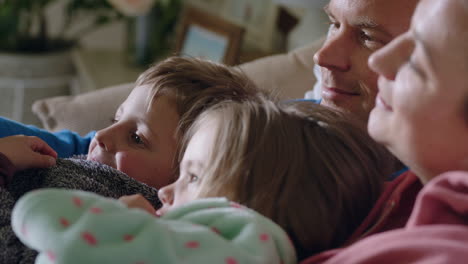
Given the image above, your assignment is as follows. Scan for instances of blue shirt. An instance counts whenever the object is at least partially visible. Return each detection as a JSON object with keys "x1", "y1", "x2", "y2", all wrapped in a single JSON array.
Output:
[{"x1": 0, "y1": 117, "x2": 95, "y2": 158}]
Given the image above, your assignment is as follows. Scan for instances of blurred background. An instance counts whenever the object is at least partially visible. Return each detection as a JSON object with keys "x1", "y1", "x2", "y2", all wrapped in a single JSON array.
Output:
[{"x1": 0, "y1": 0, "x2": 328, "y2": 126}]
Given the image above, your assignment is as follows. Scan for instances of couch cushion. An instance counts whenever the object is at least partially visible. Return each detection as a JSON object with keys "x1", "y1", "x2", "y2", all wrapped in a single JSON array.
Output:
[{"x1": 32, "y1": 83, "x2": 133, "y2": 135}]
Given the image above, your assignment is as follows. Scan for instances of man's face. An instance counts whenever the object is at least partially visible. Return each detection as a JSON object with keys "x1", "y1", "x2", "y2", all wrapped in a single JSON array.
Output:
[{"x1": 314, "y1": 0, "x2": 418, "y2": 122}]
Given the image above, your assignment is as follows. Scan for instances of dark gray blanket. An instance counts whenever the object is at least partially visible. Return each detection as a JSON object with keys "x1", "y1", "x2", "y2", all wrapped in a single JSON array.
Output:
[{"x1": 0, "y1": 157, "x2": 161, "y2": 264}]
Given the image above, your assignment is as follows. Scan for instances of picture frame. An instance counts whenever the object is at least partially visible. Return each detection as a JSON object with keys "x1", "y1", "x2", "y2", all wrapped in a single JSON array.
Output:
[
  {"x1": 175, "y1": 5, "x2": 245, "y2": 65},
  {"x1": 221, "y1": 0, "x2": 279, "y2": 52}
]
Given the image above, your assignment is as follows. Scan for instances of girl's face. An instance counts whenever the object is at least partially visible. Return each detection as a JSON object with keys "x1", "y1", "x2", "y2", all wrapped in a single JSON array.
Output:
[
  {"x1": 156, "y1": 117, "x2": 218, "y2": 216},
  {"x1": 87, "y1": 86, "x2": 179, "y2": 188},
  {"x1": 367, "y1": 0, "x2": 468, "y2": 183}
]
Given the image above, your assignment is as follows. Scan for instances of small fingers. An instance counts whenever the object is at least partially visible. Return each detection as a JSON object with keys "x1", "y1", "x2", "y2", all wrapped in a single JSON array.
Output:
[{"x1": 28, "y1": 137, "x2": 58, "y2": 158}]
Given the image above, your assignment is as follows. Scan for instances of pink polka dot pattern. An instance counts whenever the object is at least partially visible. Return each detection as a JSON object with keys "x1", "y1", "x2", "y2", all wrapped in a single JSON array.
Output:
[
  {"x1": 123, "y1": 234, "x2": 134, "y2": 242},
  {"x1": 229, "y1": 202, "x2": 242, "y2": 209},
  {"x1": 46, "y1": 250, "x2": 56, "y2": 261},
  {"x1": 259, "y1": 233, "x2": 270, "y2": 242},
  {"x1": 211, "y1": 227, "x2": 221, "y2": 234},
  {"x1": 185, "y1": 241, "x2": 200, "y2": 249},
  {"x1": 225, "y1": 256, "x2": 238, "y2": 264},
  {"x1": 21, "y1": 224, "x2": 28, "y2": 237},
  {"x1": 81, "y1": 231, "x2": 98, "y2": 246},
  {"x1": 90, "y1": 207, "x2": 102, "y2": 214},
  {"x1": 59, "y1": 217, "x2": 70, "y2": 227},
  {"x1": 72, "y1": 196, "x2": 83, "y2": 208}
]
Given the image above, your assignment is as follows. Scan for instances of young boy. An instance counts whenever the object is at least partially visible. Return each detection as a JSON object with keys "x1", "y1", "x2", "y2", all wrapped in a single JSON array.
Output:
[{"x1": 0, "y1": 57, "x2": 263, "y2": 188}]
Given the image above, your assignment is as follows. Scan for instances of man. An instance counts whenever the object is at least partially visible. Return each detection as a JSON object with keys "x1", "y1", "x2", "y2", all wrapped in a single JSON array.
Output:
[{"x1": 314, "y1": 0, "x2": 419, "y2": 123}]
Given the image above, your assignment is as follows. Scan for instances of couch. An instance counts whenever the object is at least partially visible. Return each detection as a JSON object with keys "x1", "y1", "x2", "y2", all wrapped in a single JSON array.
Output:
[{"x1": 32, "y1": 38, "x2": 323, "y2": 135}]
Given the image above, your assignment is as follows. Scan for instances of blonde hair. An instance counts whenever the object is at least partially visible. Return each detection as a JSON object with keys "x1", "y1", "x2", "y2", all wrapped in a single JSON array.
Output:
[
  {"x1": 136, "y1": 56, "x2": 267, "y2": 140},
  {"x1": 183, "y1": 99, "x2": 393, "y2": 260},
  {"x1": 135, "y1": 56, "x2": 268, "y2": 176}
]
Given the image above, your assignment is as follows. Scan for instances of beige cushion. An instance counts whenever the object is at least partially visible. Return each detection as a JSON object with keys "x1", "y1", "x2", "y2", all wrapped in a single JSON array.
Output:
[
  {"x1": 32, "y1": 38, "x2": 323, "y2": 135},
  {"x1": 32, "y1": 83, "x2": 133, "y2": 135}
]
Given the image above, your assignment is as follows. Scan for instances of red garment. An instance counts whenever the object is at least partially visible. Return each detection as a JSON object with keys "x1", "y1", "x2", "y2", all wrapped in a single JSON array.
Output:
[
  {"x1": 301, "y1": 171, "x2": 423, "y2": 264},
  {"x1": 319, "y1": 171, "x2": 468, "y2": 264},
  {"x1": 0, "y1": 152, "x2": 15, "y2": 187}
]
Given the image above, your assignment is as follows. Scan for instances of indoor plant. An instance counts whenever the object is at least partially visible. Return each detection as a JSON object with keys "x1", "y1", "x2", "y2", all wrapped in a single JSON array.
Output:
[{"x1": 0, "y1": 0, "x2": 181, "y2": 125}]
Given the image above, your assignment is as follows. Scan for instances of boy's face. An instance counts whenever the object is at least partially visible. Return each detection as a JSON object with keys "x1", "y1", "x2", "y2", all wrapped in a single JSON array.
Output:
[
  {"x1": 368, "y1": 0, "x2": 468, "y2": 183},
  {"x1": 87, "y1": 85, "x2": 179, "y2": 188},
  {"x1": 156, "y1": 118, "x2": 217, "y2": 216},
  {"x1": 314, "y1": 0, "x2": 418, "y2": 122}
]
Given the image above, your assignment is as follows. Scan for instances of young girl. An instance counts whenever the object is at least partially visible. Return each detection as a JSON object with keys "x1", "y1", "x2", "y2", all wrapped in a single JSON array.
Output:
[{"x1": 10, "y1": 97, "x2": 393, "y2": 263}]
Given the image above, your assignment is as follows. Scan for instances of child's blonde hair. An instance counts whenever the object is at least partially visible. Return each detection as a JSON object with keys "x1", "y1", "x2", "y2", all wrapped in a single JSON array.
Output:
[
  {"x1": 183, "y1": 98, "x2": 393, "y2": 260},
  {"x1": 136, "y1": 56, "x2": 265, "y2": 140}
]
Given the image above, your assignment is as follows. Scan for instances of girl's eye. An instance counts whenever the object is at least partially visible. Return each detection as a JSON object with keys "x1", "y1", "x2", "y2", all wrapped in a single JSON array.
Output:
[
  {"x1": 131, "y1": 133, "x2": 144, "y2": 145},
  {"x1": 188, "y1": 173, "x2": 199, "y2": 183},
  {"x1": 111, "y1": 118, "x2": 118, "y2": 124}
]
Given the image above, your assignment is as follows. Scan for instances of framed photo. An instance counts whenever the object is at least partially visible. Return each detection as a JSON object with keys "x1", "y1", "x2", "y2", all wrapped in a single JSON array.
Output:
[
  {"x1": 175, "y1": 5, "x2": 245, "y2": 65},
  {"x1": 221, "y1": 0, "x2": 279, "y2": 52}
]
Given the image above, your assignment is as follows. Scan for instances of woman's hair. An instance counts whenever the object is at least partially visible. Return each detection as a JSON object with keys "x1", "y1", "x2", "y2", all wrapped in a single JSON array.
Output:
[
  {"x1": 182, "y1": 98, "x2": 394, "y2": 260},
  {"x1": 136, "y1": 56, "x2": 267, "y2": 141}
]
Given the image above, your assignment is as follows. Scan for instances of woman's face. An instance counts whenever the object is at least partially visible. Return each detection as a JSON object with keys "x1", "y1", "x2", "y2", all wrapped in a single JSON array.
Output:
[{"x1": 367, "y1": 0, "x2": 468, "y2": 183}]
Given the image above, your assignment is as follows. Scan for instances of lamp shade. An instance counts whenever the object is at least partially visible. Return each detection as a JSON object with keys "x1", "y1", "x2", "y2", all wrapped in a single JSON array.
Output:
[{"x1": 274, "y1": 0, "x2": 329, "y2": 9}]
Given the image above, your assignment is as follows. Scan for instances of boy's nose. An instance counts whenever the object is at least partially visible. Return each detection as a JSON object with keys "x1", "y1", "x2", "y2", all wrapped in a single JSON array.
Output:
[
  {"x1": 94, "y1": 127, "x2": 116, "y2": 152},
  {"x1": 158, "y1": 184, "x2": 174, "y2": 206}
]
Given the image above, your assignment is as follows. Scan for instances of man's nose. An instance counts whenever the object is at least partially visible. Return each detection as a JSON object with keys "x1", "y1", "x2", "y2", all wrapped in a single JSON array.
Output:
[
  {"x1": 314, "y1": 32, "x2": 351, "y2": 72},
  {"x1": 158, "y1": 184, "x2": 174, "y2": 206}
]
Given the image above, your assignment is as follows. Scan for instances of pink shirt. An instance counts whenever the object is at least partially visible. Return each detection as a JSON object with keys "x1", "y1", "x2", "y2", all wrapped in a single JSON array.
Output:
[
  {"x1": 320, "y1": 171, "x2": 468, "y2": 263},
  {"x1": 302, "y1": 171, "x2": 423, "y2": 263}
]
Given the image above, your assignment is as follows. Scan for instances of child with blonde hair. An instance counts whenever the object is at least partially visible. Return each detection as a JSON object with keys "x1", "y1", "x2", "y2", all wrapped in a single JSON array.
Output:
[
  {"x1": 0, "y1": 56, "x2": 261, "y2": 189},
  {"x1": 10, "y1": 98, "x2": 393, "y2": 263}
]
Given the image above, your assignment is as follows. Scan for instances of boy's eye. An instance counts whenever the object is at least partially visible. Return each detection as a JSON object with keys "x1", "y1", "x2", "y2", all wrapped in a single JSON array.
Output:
[{"x1": 131, "y1": 133, "x2": 144, "y2": 145}]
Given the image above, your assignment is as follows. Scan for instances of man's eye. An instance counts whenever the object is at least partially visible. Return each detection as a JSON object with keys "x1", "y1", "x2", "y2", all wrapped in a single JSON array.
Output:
[
  {"x1": 188, "y1": 173, "x2": 199, "y2": 183},
  {"x1": 360, "y1": 32, "x2": 383, "y2": 50},
  {"x1": 360, "y1": 31, "x2": 374, "y2": 42},
  {"x1": 327, "y1": 20, "x2": 340, "y2": 30},
  {"x1": 131, "y1": 133, "x2": 144, "y2": 145}
]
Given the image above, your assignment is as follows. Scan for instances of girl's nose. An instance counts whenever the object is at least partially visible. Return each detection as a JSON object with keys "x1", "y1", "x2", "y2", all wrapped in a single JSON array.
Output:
[{"x1": 158, "y1": 184, "x2": 174, "y2": 206}]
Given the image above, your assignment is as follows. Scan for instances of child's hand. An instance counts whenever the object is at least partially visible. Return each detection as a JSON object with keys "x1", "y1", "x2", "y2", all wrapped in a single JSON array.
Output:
[
  {"x1": 119, "y1": 194, "x2": 157, "y2": 215},
  {"x1": 0, "y1": 135, "x2": 57, "y2": 172}
]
